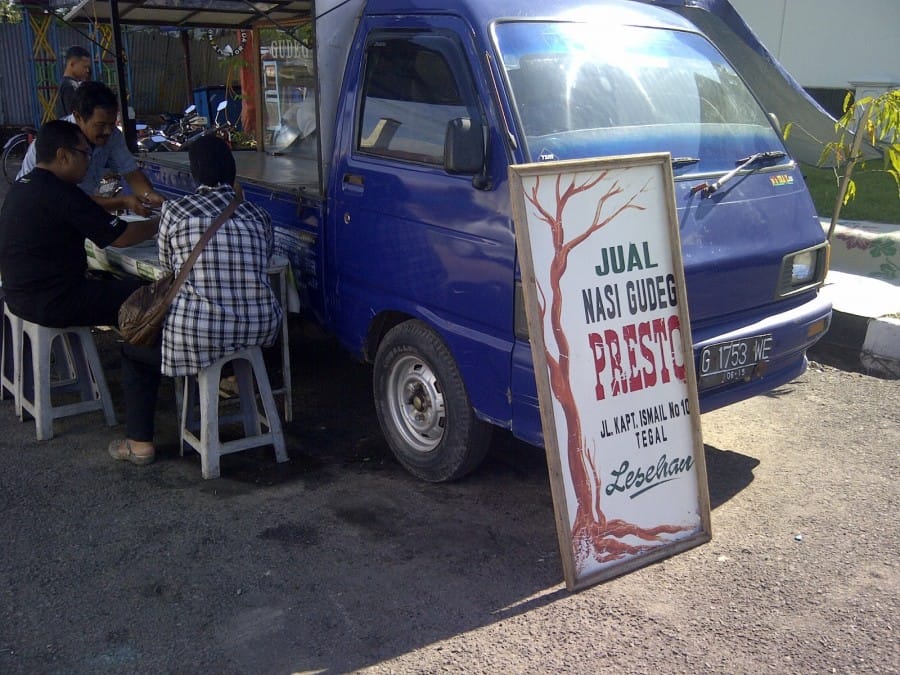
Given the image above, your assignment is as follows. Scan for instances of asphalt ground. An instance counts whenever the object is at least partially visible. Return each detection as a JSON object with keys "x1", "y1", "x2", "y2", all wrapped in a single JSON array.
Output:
[{"x1": 0, "y1": 319, "x2": 898, "y2": 673}]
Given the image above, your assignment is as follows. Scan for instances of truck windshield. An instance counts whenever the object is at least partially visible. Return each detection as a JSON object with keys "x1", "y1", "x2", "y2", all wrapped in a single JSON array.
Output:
[{"x1": 493, "y1": 21, "x2": 786, "y2": 173}]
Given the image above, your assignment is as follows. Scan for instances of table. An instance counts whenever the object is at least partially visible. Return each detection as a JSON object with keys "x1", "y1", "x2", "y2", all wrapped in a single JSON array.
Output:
[{"x1": 85, "y1": 238, "x2": 294, "y2": 422}]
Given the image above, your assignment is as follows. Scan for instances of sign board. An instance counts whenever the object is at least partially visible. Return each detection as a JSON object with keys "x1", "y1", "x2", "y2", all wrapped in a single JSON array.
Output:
[{"x1": 509, "y1": 153, "x2": 711, "y2": 591}]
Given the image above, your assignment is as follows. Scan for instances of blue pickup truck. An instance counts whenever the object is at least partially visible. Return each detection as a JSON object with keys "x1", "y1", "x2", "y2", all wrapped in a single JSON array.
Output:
[{"x1": 140, "y1": 0, "x2": 832, "y2": 482}]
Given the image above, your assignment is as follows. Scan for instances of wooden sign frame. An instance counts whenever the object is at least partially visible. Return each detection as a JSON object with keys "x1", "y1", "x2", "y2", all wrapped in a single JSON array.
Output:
[{"x1": 509, "y1": 153, "x2": 711, "y2": 591}]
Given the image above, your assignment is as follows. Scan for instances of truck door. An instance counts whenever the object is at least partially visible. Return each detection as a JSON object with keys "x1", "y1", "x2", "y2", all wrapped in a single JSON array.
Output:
[{"x1": 328, "y1": 17, "x2": 516, "y2": 480}]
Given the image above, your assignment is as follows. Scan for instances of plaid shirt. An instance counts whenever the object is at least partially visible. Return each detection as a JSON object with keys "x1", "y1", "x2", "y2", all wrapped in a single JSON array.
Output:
[{"x1": 158, "y1": 184, "x2": 282, "y2": 376}]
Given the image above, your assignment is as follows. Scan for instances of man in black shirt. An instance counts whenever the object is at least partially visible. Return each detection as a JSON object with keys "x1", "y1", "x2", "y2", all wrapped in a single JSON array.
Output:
[
  {"x1": 54, "y1": 46, "x2": 92, "y2": 119},
  {"x1": 0, "y1": 120, "x2": 157, "y2": 328}
]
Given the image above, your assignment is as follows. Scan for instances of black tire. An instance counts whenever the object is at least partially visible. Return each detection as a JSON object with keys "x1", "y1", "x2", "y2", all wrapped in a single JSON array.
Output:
[
  {"x1": 2, "y1": 134, "x2": 29, "y2": 184},
  {"x1": 373, "y1": 320, "x2": 493, "y2": 482}
]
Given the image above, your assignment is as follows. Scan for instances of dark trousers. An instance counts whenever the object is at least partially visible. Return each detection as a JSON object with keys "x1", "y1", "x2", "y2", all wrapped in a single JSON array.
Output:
[
  {"x1": 7, "y1": 276, "x2": 142, "y2": 329},
  {"x1": 121, "y1": 341, "x2": 162, "y2": 442}
]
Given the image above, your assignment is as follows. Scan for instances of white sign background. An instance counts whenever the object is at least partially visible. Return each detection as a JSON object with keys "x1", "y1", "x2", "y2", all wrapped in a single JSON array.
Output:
[{"x1": 509, "y1": 153, "x2": 711, "y2": 590}]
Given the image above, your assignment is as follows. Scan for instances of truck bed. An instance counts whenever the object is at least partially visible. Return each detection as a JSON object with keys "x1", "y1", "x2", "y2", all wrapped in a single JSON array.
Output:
[
  {"x1": 137, "y1": 150, "x2": 322, "y2": 197},
  {"x1": 137, "y1": 149, "x2": 324, "y2": 318}
]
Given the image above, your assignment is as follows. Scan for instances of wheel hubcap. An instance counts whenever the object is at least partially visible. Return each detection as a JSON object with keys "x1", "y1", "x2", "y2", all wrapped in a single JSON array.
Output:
[{"x1": 387, "y1": 354, "x2": 446, "y2": 453}]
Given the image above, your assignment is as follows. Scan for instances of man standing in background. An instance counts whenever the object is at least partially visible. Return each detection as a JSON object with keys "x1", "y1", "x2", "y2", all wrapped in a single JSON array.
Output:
[{"x1": 54, "y1": 45, "x2": 92, "y2": 119}]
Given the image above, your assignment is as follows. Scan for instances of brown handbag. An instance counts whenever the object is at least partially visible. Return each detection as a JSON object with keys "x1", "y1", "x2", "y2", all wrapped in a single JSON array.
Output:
[{"x1": 117, "y1": 197, "x2": 240, "y2": 347}]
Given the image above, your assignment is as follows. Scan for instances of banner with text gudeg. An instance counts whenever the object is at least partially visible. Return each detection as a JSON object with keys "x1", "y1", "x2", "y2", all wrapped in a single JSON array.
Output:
[{"x1": 509, "y1": 153, "x2": 711, "y2": 591}]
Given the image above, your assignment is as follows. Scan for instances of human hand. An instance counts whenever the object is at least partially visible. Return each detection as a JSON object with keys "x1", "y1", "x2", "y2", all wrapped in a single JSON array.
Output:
[
  {"x1": 139, "y1": 190, "x2": 166, "y2": 208},
  {"x1": 122, "y1": 193, "x2": 152, "y2": 216}
]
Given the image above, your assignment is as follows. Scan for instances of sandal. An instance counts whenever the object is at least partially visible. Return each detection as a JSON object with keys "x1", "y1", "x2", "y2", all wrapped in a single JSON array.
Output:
[
  {"x1": 218, "y1": 375, "x2": 240, "y2": 400},
  {"x1": 108, "y1": 439, "x2": 155, "y2": 466}
]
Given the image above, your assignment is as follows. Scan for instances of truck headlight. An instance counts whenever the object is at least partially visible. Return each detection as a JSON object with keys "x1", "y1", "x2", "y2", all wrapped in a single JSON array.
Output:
[
  {"x1": 792, "y1": 250, "x2": 816, "y2": 283},
  {"x1": 776, "y1": 243, "x2": 829, "y2": 298}
]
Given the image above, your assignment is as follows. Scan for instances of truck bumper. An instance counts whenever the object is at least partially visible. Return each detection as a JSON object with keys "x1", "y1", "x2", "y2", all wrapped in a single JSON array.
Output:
[
  {"x1": 691, "y1": 292, "x2": 832, "y2": 413},
  {"x1": 510, "y1": 292, "x2": 832, "y2": 448}
]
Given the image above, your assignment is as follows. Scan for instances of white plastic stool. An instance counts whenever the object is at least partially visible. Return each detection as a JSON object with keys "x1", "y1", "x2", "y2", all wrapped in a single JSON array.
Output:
[
  {"x1": 12, "y1": 312, "x2": 117, "y2": 440},
  {"x1": 3, "y1": 301, "x2": 78, "y2": 419},
  {"x1": 180, "y1": 346, "x2": 288, "y2": 479}
]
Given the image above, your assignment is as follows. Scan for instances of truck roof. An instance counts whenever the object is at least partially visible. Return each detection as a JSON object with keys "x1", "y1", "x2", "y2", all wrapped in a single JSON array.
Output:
[
  {"x1": 360, "y1": 0, "x2": 698, "y2": 33},
  {"x1": 313, "y1": 0, "x2": 703, "y2": 189}
]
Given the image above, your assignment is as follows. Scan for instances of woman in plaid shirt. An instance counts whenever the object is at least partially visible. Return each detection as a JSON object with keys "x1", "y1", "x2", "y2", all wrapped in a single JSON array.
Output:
[{"x1": 109, "y1": 136, "x2": 282, "y2": 466}]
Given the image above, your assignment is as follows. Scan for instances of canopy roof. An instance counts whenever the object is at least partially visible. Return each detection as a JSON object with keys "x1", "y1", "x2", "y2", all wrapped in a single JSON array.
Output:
[{"x1": 46, "y1": 0, "x2": 312, "y2": 28}]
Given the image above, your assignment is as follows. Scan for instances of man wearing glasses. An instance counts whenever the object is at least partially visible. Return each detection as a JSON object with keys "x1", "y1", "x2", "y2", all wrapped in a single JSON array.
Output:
[
  {"x1": 0, "y1": 120, "x2": 158, "y2": 327},
  {"x1": 17, "y1": 81, "x2": 165, "y2": 217}
]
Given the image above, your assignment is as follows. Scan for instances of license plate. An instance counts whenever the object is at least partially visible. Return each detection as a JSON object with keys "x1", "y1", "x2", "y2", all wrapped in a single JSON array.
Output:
[{"x1": 699, "y1": 334, "x2": 773, "y2": 389}]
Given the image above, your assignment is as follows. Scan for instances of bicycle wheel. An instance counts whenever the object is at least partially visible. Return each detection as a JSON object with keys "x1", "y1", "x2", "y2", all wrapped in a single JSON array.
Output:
[{"x1": 2, "y1": 134, "x2": 29, "y2": 184}]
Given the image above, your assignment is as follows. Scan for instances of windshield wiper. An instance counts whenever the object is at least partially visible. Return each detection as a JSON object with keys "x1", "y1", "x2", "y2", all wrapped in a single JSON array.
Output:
[
  {"x1": 689, "y1": 150, "x2": 787, "y2": 197},
  {"x1": 672, "y1": 156, "x2": 700, "y2": 168}
]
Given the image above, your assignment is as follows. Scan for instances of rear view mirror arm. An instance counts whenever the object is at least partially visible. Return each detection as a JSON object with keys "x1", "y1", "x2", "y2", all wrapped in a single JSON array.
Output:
[{"x1": 472, "y1": 123, "x2": 492, "y2": 191}]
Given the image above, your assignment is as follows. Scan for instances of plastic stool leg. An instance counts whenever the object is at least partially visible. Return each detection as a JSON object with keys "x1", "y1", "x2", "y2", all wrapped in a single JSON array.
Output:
[
  {"x1": 74, "y1": 329, "x2": 116, "y2": 427},
  {"x1": 198, "y1": 361, "x2": 225, "y2": 479},
  {"x1": 1, "y1": 305, "x2": 21, "y2": 409},
  {"x1": 179, "y1": 376, "x2": 196, "y2": 457},
  {"x1": 1, "y1": 304, "x2": 11, "y2": 401},
  {"x1": 31, "y1": 330, "x2": 55, "y2": 441},
  {"x1": 247, "y1": 348, "x2": 287, "y2": 464},
  {"x1": 50, "y1": 334, "x2": 78, "y2": 386},
  {"x1": 233, "y1": 358, "x2": 262, "y2": 436}
]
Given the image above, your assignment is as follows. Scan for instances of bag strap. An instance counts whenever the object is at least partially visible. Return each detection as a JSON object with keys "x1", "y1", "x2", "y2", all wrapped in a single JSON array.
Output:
[{"x1": 161, "y1": 196, "x2": 240, "y2": 305}]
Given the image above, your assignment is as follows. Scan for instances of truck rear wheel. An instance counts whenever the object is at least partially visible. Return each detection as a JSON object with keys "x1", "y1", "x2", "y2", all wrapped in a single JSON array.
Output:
[{"x1": 373, "y1": 320, "x2": 492, "y2": 482}]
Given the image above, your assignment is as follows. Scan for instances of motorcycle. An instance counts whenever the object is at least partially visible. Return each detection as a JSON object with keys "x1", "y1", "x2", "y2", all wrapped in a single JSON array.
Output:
[
  {"x1": 139, "y1": 100, "x2": 232, "y2": 152},
  {"x1": 137, "y1": 104, "x2": 210, "y2": 152}
]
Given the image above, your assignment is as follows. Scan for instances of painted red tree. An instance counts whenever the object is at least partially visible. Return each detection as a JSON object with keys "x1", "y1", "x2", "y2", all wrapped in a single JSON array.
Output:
[{"x1": 525, "y1": 170, "x2": 688, "y2": 573}]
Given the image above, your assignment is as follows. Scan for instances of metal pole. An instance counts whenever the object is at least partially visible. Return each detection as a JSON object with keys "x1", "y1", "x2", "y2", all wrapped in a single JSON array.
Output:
[
  {"x1": 108, "y1": 0, "x2": 136, "y2": 151},
  {"x1": 181, "y1": 30, "x2": 194, "y2": 97}
]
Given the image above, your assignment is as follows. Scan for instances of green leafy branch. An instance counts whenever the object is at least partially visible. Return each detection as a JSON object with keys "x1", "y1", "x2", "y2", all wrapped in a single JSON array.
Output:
[
  {"x1": 0, "y1": 0, "x2": 23, "y2": 23},
  {"x1": 785, "y1": 88, "x2": 900, "y2": 240}
]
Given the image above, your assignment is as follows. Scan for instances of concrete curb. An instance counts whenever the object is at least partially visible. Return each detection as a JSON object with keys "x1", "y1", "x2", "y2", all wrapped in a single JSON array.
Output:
[
  {"x1": 812, "y1": 218, "x2": 900, "y2": 378},
  {"x1": 812, "y1": 307, "x2": 900, "y2": 378},
  {"x1": 860, "y1": 316, "x2": 900, "y2": 377}
]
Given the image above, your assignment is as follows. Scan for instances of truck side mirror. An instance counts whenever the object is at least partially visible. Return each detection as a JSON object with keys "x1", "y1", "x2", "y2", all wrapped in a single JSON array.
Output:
[{"x1": 444, "y1": 117, "x2": 487, "y2": 183}]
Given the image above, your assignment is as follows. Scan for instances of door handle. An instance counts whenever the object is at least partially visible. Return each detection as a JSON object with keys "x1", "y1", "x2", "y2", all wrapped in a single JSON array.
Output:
[{"x1": 342, "y1": 172, "x2": 365, "y2": 196}]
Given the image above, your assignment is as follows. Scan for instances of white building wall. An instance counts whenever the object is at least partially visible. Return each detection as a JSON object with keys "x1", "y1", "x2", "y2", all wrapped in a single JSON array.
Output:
[{"x1": 729, "y1": 0, "x2": 900, "y2": 90}]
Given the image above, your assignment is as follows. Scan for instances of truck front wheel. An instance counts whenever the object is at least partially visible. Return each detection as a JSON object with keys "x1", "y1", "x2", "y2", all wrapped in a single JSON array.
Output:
[{"x1": 373, "y1": 320, "x2": 492, "y2": 482}]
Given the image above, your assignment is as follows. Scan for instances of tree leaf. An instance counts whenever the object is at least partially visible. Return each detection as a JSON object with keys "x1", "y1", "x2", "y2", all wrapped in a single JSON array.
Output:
[
  {"x1": 843, "y1": 179, "x2": 857, "y2": 205},
  {"x1": 887, "y1": 144, "x2": 900, "y2": 174},
  {"x1": 842, "y1": 90, "x2": 854, "y2": 113}
]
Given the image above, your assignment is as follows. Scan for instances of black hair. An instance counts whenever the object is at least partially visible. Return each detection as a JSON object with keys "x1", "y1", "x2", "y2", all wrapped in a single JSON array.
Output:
[
  {"x1": 70, "y1": 80, "x2": 118, "y2": 120},
  {"x1": 34, "y1": 119, "x2": 85, "y2": 164},
  {"x1": 64, "y1": 45, "x2": 91, "y2": 62},
  {"x1": 188, "y1": 135, "x2": 236, "y2": 187}
]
